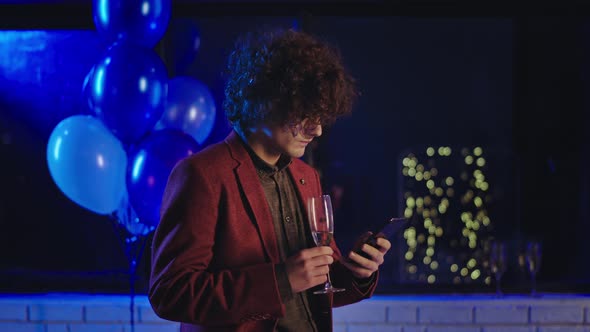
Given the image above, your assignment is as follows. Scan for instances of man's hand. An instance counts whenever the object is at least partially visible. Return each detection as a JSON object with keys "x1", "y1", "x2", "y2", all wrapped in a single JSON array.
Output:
[
  {"x1": 285, "y1": 246, "x2": 334, "y2": 293},
  {"x1": 342, "y1": 236, "x2": 391, "y2": 279}
]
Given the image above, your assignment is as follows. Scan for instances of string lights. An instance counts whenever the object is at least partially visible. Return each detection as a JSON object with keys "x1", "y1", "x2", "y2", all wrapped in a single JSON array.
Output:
[{"x1": 400, "y1": 146, "x2": 494, "y2": 286}]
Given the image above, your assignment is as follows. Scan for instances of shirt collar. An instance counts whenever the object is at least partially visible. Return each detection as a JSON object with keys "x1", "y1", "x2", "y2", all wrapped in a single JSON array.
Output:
[{"x1": 237, "y1": 132, "x2": 292, "y2": 176}]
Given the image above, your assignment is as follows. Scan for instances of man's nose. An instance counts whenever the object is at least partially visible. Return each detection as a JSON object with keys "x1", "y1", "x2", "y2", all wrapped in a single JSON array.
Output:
[{"x1": 309, "y1": 124, "x2": 322, "y2": 137}]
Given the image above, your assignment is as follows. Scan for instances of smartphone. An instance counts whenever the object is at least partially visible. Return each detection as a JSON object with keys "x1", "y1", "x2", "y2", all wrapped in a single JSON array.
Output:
[{"x1": 352, "y1": 217, "x2": 407, "y2": 259}]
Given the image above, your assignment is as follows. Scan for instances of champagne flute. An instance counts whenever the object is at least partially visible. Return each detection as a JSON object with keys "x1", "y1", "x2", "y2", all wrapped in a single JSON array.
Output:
[
  {"x1": 489, "y1": 240, "x2": 507, "y2": 296},
  {"x1": 526, "y1": 241, "x2": 542, "y2": 297},
  {"x1": 307, "y1": 194, "x2": 345, "y2": 294}
]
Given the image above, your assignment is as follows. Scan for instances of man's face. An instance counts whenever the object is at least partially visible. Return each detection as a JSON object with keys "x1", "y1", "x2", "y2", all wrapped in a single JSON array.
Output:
[{"x1": 262, "y1": 118, "x2": 323, "y2": 159}]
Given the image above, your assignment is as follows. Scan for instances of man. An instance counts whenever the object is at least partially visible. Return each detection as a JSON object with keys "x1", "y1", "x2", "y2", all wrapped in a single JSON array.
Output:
[{"x1": 149, "y1": 27, "x2": 391, "y2": 331}]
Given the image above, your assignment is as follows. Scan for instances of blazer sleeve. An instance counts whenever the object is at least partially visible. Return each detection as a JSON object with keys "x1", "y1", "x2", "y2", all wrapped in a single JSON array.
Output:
[
  {"x1": 309, "y1": 167, "x2": 378, "y2": 307},
  {"x1": 148, "y1": 158, "x2": 284, "y2": 326}
]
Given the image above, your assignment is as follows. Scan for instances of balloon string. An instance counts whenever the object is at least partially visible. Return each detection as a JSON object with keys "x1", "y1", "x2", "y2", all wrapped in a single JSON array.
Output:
[
  {"x1": 110, "y1": 201, "x2": 150, "y2": 332},
  {"x1": 127, "y1": 238, "x2": 137, "y2": 332}
]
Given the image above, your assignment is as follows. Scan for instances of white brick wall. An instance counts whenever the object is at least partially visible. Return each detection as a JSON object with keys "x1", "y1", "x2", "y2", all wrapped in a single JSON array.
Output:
[
  {"x1": 0, "y1": 294, "x2": 588, "y2": 331},
  {"x1": 475, "y1": 305, "x2": 529, "y2": 324},
  {"x1": 419, "y1": 305, "x2": 473, "y2": 323}
]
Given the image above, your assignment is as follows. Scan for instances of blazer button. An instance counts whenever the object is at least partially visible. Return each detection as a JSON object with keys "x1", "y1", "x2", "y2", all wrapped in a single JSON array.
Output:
[
  {"x1": 285, "y1": 216, "x2": 291, "y2": 223},
  {"x1": 299, "y1": 178, "x2": 305, "y2": 185}
]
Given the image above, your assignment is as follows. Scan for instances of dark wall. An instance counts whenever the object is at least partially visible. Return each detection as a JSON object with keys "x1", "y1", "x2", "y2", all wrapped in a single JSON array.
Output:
[
  {"x1": 304, "y1": 17, "x2": 515, "y2": 290},
  {"x1": 513, "y1": 16, "x2": 588, "y2": 286},
  {"x1": 0, "y1": 5, "x2": 589, "y2": 294}
]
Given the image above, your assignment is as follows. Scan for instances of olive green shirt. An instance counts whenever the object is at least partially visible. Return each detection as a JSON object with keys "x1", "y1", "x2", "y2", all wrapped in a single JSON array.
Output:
[
  {"x1": 242, "y1": 137, "x2": 376, "y2": 331},
  {"x1": 245, "y1": 146, "x2": 319, "y2": 332}
]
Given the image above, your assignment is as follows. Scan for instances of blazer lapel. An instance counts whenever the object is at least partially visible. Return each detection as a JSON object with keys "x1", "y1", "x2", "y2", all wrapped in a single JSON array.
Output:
[
  {"x1": 225, "y1": 132, "x2": 280, "y2": 262},
  {"x1": 288, "y1": 161, "x2": 319, "y2": 224}
]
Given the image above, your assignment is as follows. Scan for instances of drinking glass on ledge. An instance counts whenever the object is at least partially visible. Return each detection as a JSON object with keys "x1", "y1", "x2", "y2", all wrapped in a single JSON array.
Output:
[
  {"x1": 526, "y1": 240, "x2": 542, "y2": 297},
  {"x1": 489, "y1": 240, "x2": 507, "y2": 297}
]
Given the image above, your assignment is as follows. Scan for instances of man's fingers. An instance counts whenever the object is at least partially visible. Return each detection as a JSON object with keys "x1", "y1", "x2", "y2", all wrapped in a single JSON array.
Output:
[
  {"x1": 311, "y1": 254, "x2": 334, "y2": 266},
  {"x1": 302, "y1": 246, "x2": 334, "y2": 258},
  {"x1": 348, "y1": 251, "x2": 380, "y2": 270},
  {"x1": 340, "y1": 259, "x2": 374, "y2": 279},
  {"x1": 376, "y1": 238, "x2": 391, "y2": 252},
  {"x1": 304, "y1": 265, "x2": 330, "y2": 278},
  {"x1": 361, "y1": 244, "x2": 381, "y2": 260},
  {"x1": 315, "y1": 275, "x2": 328, "y2": 285}
]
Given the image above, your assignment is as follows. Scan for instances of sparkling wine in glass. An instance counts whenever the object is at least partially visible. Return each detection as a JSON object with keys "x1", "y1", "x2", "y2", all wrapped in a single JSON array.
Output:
[
  {"x1": 312, "y1": 230, "x2": 333, "y2": 247},
  {"x1": 526, "y1": 241, "x2": 542, "y2": 297},
  {"x1": 307, "y1": 194, "x2": 345, "y2": 294},
  {"x1": 489, "y1": 240, "x2": 507, "y2": 296}
]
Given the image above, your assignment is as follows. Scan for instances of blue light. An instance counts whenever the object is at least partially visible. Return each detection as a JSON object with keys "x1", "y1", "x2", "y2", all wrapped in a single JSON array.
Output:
[
  {"x1": 0, "y1": 31, "x2": 48, "y2": 84},
  {"x1": 154, "y1": 0, "x2": 162, "y2": 15},
  {"x1": 53, "y1": 136, "x2": 62, "y2": 160},
  {"x1": 141, "y1": 1, "x2": 150, "y2": 16},
  {"x1": 93, "y1": 66, "x2": 106, "y2": 99},
  {"x1": 0, "y1": 30, "x2": 102, "y2": 134},
  {"x1": 98, "y1": 0, "x2": 109, "y2": 27},
  {"x1": 131, "y1": 150, "x2": 147, "y2": 182},
  {"x1": 138, "y1": 76, "x2": 148, "y2": 92},
  {"x1": 149, "y1": 80, "x2": 162, "y2": 107}
]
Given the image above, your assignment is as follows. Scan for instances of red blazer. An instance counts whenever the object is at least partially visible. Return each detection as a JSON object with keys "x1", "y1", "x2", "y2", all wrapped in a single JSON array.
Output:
[{"x1": 149, "y1": 131, "x2": 377, "y2": 331}]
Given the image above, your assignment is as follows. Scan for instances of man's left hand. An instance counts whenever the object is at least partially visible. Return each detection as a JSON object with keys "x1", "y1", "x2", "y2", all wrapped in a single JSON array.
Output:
[{"x1": 341, "y1": 237, "x2": 391, "y2": 279}]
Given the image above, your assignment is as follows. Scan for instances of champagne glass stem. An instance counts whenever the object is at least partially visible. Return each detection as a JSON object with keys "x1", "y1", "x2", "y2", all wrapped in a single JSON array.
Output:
[
  {"x1": 325, "y1": 272, "x2": 334, "y2": 290},
  {"x1": 531, "y1": 273, "x2": 537, "y2": 297}
]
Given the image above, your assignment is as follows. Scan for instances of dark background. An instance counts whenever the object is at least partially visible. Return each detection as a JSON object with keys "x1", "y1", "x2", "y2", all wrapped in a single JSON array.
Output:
[{"x1": 1, "y1": 0, "x2": 590, "y2": 295}]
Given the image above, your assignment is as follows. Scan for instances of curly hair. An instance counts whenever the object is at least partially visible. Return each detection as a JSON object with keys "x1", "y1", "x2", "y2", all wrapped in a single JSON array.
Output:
[{"x1": 223, "y1": 27, "x2": 358, "y2": 132}]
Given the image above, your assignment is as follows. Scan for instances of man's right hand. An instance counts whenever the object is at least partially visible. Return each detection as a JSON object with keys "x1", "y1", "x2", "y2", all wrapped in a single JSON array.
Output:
[{"x1": 285, "y1": 246, "x2": 334, "y2": 293}]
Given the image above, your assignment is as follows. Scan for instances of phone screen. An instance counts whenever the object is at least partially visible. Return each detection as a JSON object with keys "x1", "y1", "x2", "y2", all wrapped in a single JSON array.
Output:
[{"x1": 374, "y1": 217, "x2": 407, "y2": 239}]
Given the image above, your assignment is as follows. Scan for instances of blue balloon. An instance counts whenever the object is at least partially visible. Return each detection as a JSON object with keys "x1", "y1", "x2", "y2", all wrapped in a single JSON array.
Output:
[
  {"x1": 114, "y1": 190, "x2": 152, "y2": 236},
  {"x1": 47, "y1": 115, "x2": 127, "y2": 215},
  {"x1": 88, "y1": 42, "x2": 168, "y2": 146},
  {"x1": 127, "y1": 129, "x2": 201, "y2": 227},
  {"x1": 155, "y1": 76, "x2": 216, "y2": 145},
  {"x1": 92, "y1": 0, "x2": 171, "y2": 48}
]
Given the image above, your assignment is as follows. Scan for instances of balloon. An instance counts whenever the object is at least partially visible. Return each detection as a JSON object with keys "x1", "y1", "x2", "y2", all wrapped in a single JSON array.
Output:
[
  {"x1": 126, "y1": 129, "x2": 201, "y2": 227},
  {"x1": 46, "y1": 115, "x2": 127, "y2": 215},
  {"x1": 155, "y1": 76, "x2": 216, "y2": 145},
  {"x1": 92, "y1": 0, "x2": 171, "y2": 49},
  {"x1": 81, "y1": 65, "x2": 95, "y2": 114},
  {"x1": 88, "y1": 42, "x2": 168, "y2": 146},
  {"x1": 170, "y1": 18, "x2": 201, "y2": 74},
  {"x1": 114, "y1": 190, "x2": 151, "y2": 236}
]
